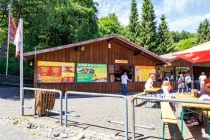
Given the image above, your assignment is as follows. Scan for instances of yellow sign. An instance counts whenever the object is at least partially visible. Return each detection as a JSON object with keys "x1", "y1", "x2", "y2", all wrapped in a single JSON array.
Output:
[
  {"x1": 115, "y1": 60, "x2": 128, "y2": 64},
  {"x1": 135, "y1": 65, "x2": 156, "y2": 81}
]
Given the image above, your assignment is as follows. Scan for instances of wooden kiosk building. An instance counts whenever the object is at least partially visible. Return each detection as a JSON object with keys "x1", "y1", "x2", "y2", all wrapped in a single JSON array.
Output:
[
  {"x1": 24, "y1": 35, "x2": 166, "y2": 93},
  {"x1": 160, "y1": 52, "x2": 210, "y2": 89}
]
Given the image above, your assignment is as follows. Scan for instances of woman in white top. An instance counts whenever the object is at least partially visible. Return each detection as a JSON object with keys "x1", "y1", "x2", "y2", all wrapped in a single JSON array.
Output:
[
  {"x1": 145, "y1": 74, "x2": 156, "y2": 89},
  {"x1": 199, "y1": 72, "x2": 207, "y2": 89},
  {"x1": 162, "y1": 81, "x2": 173, "y2": 97}
]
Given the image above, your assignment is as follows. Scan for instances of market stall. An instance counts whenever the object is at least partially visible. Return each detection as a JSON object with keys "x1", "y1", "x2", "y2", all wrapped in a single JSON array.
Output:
[{"x1": 24, "y1": 35, "x2": 166, "y2": 93}]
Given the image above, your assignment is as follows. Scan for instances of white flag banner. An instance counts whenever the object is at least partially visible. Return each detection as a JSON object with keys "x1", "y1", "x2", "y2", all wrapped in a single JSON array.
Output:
[{"x1": 14, "y1": 20, "x2": 22, "y2": 57}]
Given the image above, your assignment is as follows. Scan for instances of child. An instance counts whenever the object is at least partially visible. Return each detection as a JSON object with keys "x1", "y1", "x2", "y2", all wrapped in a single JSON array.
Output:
[{"x1": 161, "y1": 81, "x2": 173, "y2": 98}]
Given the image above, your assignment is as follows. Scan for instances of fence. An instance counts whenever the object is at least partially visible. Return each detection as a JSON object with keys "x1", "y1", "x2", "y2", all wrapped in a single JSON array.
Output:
[
  {"x1": 22, "y1": 87, "x2": 63, "y2": 125},
  {"x1": 64, "y1": 91, "x2": 128, "y2": 140}
]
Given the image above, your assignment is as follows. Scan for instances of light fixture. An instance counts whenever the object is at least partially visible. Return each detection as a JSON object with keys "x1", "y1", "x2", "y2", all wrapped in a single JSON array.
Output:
[
  {"x1": 81, "y1": 46, "x2": 85, "y2": 51},
  {"x1": 108, "y1": 43, "x2": 111, "y2": 49},
  {"x1": 30, "y1": 61, "x2": 33, "y2": 66}
]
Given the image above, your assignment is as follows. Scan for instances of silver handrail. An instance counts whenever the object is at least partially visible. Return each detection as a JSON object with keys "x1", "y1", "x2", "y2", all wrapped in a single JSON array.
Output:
[
  {"x1": 65, "y1": 91, "x2": 128, "y2": 140},
  {"x1": 22, "y1": 87, "x2": 63, "y2": 125}
]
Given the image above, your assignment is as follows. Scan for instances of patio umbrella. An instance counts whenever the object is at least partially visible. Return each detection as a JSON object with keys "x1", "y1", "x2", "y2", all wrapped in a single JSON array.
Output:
[{"x1": 174, "y1": 41, "x2": 210, "y2": 63}]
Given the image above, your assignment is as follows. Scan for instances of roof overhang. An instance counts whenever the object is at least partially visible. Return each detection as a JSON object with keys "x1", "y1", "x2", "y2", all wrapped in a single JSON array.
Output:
[{"x1": 24, "y1": 35, "x2": 167, "y2": 65}]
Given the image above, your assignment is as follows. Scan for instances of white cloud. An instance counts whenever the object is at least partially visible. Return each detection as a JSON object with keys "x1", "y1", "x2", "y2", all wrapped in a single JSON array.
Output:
[
  {"x1": 169, "y1": 13, "x2": 210, "y2": 32},
  {"x1": 96, "y1": 0, "x2": 210, "y2": 32},
  {"x1": 155, "y1": 0, "x2": 207, "y2": 17},
  {"x1": 97, "y1": 0, "x2": 142, "y2": 26}
]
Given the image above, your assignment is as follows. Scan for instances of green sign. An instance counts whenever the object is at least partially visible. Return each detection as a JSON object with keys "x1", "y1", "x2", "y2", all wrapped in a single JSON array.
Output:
[{"x1": 77, "y1": 63, "x2": 107, "y2": 82}]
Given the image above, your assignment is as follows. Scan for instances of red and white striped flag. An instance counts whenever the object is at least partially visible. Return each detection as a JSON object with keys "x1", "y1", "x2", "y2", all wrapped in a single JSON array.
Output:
[
  {"x1": 14, "y1": 20, "x2": 22, "y2": 57},
  {"x1": 9, "y1": 13, "x2": 17, "y2": 43}
]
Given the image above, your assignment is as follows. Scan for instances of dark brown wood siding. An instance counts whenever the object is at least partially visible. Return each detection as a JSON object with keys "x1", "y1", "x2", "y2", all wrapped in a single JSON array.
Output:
[
  {"x1": 34, "y1": 40, "x2": 158, "y2": 93},
  {"x1": 171, "y1": 59, "x2": 210, "y2": 67}
]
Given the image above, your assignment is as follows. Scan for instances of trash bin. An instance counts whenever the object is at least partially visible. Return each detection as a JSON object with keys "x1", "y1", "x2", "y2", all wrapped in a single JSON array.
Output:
[{"x1": 35, "y1": 91, "x2": 56, "y2": 116}]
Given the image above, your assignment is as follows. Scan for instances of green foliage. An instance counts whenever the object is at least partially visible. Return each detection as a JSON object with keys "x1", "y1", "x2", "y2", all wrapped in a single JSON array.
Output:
[
  {"x1": 196, "y1": 18, "x2": 210, "y2": 44},
  {"x1": 138, "y1": 0, "x2": 157, "y2": 52},
  {"x1": 98, "y1": 13, "x2": 123, "y2": 36},
  {"x1": 156, "y1": 15, "x2": 174, "y2": 55},
  {"x1": 0, "y1": 28, "x2": 7, "y2": 48},
  {"x1": 175, "y1": 37, "x2": 197, "y2": 51},
  {"x1": 127, "y1": 0, "x2": 140, "y2": 44},
  {"x1": 170, "y1": 30, "x2": 195, "y2": 43},
  {"x1": 0, "y1": 0, "x2": 99, "y2": 52},
  {"x1": 0, "y1": 57, "x2": 33, "y2": 77}
]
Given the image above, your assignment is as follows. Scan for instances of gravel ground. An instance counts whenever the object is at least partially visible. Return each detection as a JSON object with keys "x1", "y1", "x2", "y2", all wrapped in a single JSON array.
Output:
[{"x1": 0, "y1": 86, "x2": 207, "y2": 140}]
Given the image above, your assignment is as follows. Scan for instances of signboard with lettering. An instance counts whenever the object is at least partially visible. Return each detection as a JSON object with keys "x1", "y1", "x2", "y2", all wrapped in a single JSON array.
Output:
[{"x1": 37, "y1": 61, "x2": 75, "y2": 83}]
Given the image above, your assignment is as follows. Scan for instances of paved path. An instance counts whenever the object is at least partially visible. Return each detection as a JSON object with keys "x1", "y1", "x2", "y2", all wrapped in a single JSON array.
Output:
[{"x1": 0, "y1": 86, "x2": 206, "y2": 140}]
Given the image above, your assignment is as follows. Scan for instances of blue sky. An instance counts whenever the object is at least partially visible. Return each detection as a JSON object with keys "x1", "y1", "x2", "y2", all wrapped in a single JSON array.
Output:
[{"x1": 94, "y1": 0, "x2": 210, "y2": 32}]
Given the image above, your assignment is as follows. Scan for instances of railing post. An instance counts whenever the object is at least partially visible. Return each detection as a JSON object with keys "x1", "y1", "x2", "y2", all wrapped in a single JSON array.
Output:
[
  {"x1": 64, "y1": 91, "x2": 129, "y2": 139},
  {"x1": 132, "y1": 98, "x2": 135, "y2": 140},
  {"x1": 65, "y1": 92, "x2": 68, "y2": 127},
  {"x1": 59, "y1": 90, "x2": 63, "y2": 125},
  {"x1": 124, "y1": 97, "x2": 128, "y2": 140}
]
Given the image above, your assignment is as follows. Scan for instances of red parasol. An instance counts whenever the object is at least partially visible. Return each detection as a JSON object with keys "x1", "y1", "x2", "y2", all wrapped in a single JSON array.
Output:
[{"x1": 174, "y1": 41, "x2": 210, "y2": 63}]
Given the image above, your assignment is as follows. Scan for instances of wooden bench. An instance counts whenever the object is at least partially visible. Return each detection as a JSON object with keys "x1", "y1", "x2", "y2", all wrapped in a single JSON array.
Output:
[{"x1": 161, "y1": 102, "x2": 178, "y2": 140}]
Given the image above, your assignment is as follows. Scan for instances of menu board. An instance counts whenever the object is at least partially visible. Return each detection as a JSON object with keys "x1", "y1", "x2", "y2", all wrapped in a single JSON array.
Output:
[
  {"x1": 77, "y1": 63, "x2": 107, "y2": 82},
  {"x1": 37, "y1": 61, "x2": 75, "y2": 83},
  {"x1": 135, "y1": 66, "x2": 156, "y2": 81}
]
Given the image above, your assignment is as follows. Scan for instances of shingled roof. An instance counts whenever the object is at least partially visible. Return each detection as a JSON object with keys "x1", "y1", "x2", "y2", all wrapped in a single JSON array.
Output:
[
  {"x1": 24, "y1": 35, "x2": 167, "y2": 65},
  {"x1": 160, "y1": 53, "x2": 179, "y2": 62}
]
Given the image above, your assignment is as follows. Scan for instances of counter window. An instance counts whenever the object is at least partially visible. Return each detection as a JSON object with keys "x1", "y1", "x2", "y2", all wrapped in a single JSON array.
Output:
[{"x1": 114, "y1": 65, "x2": 133, "y2": 82}]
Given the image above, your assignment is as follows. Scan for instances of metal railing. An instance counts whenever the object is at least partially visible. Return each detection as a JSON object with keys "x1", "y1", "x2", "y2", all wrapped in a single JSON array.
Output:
[
  {"x1": 131, "y1": 96, "x2": 210, "y2": 140},
  {"x1": 22, "y1": 87, "x2": 63, "y2": 125},
  {"x1": 65, "y1": 91, "x2": 128, "y2": 140}
]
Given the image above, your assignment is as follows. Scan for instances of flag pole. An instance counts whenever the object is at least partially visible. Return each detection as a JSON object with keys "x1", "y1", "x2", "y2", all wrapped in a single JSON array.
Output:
[
  {"x1": 19, "y1": 18, "x2": 24, "y2": 116},
  {"x1": 6, "y1": 1, "x2": 12, "y2": 75}
]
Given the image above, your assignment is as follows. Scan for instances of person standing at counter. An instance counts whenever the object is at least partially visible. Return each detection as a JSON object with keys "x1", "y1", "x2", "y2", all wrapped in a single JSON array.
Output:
[
  {"x1": 121, "y1": 72, "x2": 130, "y2": 95},
  {"x1": 199, "y1": 72, "x2": 207, "y2": 89},
  {"x1": 185, "y1": 73, "x2": 192, "y2": 92},
  {"x1": 145, "y1": 74, "x2": 156, "y2": 89}
]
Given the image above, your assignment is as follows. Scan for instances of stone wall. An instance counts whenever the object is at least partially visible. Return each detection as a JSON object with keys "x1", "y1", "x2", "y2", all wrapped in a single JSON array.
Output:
[{"x1": 0, "y1": 74, "x2": 20, "y2": 83}]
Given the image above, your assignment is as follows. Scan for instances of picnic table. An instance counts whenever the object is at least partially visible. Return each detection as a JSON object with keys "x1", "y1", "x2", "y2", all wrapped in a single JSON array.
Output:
[
  {"x1": 175, "y1": 93, "x2": 210, "y2": 138},
  {"x1": 144, "y1": 87, "x2": 161, "y2": 95},
  {"x1": 144, "y1": 88, "x2": 161, "y2": 107}
]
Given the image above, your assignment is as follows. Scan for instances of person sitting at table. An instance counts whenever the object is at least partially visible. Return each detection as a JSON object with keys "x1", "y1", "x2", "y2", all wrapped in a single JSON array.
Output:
[
  {"x1": 145, "y1": 74, "x2": 156, "y2": 89},
  {"x1": 161, "y1": 81, "x2": 173, "y2": 98},
  {"x1": 198, "y1": 79, "x2": 210, "y2": 101}
]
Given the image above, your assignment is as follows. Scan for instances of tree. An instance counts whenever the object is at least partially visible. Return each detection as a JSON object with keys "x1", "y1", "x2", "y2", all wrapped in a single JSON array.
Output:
[
  {"x1": 98, "y1": 13, "x2": 123, "y2": 36},
  {"x1": 196, "y1": 19, "x2": 210, "y2": 44},
  {"x1": 0, "y1": 0, "x2": 99, "y2": 52},
  {"x1": 170, "y1": 30, "x2": 195, "y2": 43},
  {"x1": 156, "y1": 15, "x2": 174, "y2": 55},
  {"x1": 0, "y1": 0, "x2": 8, "y2": 48},
  {"x1": 138, "y1": 0, "x2": 157, "y2": 52},
  {"x1": 128, "y1": 0, "x2": 139, "y2": 44},
  {"x1": 175, "y1": 37, "x2": 196, "y2": 51}
]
